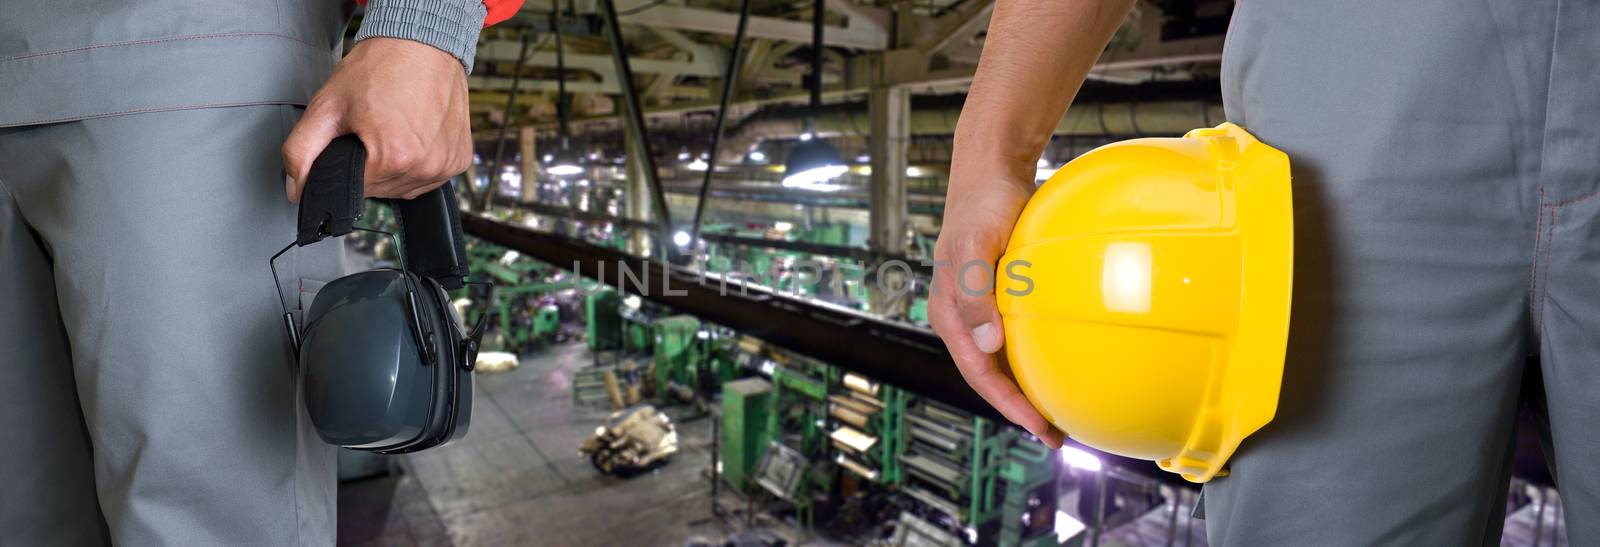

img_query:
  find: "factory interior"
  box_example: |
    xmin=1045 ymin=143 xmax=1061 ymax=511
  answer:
xmin=330 ymin=1 xmax=1569 ymax=546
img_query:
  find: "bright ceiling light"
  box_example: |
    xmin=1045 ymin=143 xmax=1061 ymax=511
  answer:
xmin=783 ymin=166 xmax=848 ymax=190
xmin=687 ymin=158 xmax=710 ymax=171
xmin=672 ymin=231 xmax=692 ymax=247
xmin=783 ymin=138 xmax=847 ymax=190
xmin=548 ymin=144 xmax=583 ymax=176
xmin=748 ymin=150 xmax=767 ymax=163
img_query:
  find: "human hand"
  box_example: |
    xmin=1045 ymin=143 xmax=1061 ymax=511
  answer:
xmin=283 ymin=37 xmax=473 ymax=202
xmin=929 ymin=167 xmax=1065 ymax=448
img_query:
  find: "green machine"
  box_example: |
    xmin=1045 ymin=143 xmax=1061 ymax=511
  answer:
xmin=532 ymin=304 xmax=561 ymax=342
xmin=585 ymin=289 xmax=623 ymax=350
xmin=479 ymin=282 xmax=573 ymax=354
xmin=909 ymin=298 xmax=930 ymax=326
xmin=767 ymin=364 xmax=832 ymax=456
xmin=836 ymin=382 xmax=907 ymax=486
xmin=993 ymin=442 xmax=1058 ymax=547
xmin=759 ymin=363 xmax=835 ymax=531
xmin=897 ymin=403 xmax=1062 ymax=547
xmin=721 ymin=377 xmax=772 ymax=491
xmin=620 ymin=305 xmax=655 ymax=355
xmin=651 ymin=315 xmax=702 ymax=395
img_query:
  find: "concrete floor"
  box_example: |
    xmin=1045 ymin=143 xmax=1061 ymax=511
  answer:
xmin=337 ymin=341 xmax=800 ymax=547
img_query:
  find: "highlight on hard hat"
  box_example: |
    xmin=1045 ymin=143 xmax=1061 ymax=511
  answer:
xmin=996 ymin=123 xmax=1294 ymax=483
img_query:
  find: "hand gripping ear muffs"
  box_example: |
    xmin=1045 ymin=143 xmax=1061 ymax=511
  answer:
xmin=269 ymin=135 xmax=486 ymax=454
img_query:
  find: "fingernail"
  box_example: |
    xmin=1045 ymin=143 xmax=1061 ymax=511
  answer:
xmin=284 ymin=175 xmax=295 ymax=201
xmin=970 ymin=322 xmax=1001 ymax=353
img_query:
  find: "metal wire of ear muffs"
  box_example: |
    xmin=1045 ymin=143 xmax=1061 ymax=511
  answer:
xmin=268 ymin=222 xmax=435 ymax=364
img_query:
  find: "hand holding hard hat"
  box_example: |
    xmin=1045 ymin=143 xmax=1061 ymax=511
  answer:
xmin=938 ymin=123 xmax=1294 ymax=482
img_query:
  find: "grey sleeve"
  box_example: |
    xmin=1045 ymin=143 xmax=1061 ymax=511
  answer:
xmin=354 ymin=0 xmax=489 ymax=73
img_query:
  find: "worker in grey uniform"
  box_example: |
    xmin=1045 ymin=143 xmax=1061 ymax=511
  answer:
xmin=0 ymin=0 xmax=505 ymax=544
xmin=932 ymin=0 xmax=1599 ymax=544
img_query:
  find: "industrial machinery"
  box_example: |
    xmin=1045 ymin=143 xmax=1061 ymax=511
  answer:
xmin=720 ymin=377 xmax=773 ymax=491
xmin=620 ymin=299 xmax=658 ymax=355
xmin=580 ymin=405 xmax=680 ymax=476
xmin=585 ymin=288 xmax=623 ymax=350
xmin=651 ymin=315 xmax=703 ymax=399
xmin=885 ymin=513 xmax=963 ymax=547
xmin=828 ymin=373 xmax=905 ymax=486
xmin=447 ymin=225 xmax=1071 ymax=545
xmin=897 ymin=402 xmax=1060 ymax=547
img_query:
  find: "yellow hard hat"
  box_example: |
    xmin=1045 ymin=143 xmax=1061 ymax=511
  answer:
xmin=996 ymin=123 xmax=1292 ymax=483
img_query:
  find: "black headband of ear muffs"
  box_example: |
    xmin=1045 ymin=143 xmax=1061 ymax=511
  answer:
xmin=291 ymin=135 xmax=470 ymax=286
xmin=267 ymin=135 xmax=477 ymax=352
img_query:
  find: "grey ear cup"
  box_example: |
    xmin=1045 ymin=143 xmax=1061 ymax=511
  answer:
xmin=296 ymin=269 xmax=475 ymax=454
xmin=268 ymin=136 xmax=478 ymax=455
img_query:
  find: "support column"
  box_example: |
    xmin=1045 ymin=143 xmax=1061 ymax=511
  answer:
xmin=868 ymin=84 xmax=909 ymax=256
xmin=868 ymin=82 xmax=911 ymax=318
xmin=519 ymin=126 xmax=538 ymax=203
xmin=624 ymin=122 xmax=654 ymax=257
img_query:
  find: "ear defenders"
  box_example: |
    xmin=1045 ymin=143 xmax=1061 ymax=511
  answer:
xmin=269 ymin=135 xmax=485 ymax=454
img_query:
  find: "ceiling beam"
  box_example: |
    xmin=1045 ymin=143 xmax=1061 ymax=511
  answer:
xmin=620 ymin=5 xmax=888 ymax=50
xmin=477 ymin=42 xmax=720 ymax=77
xmin=468 ymin=76 xmax=713 ymax=100
xmin=470 ymin=75 xmax=620 ymax=94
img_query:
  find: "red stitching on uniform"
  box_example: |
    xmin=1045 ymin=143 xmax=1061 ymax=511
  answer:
xmin=1531 ymin=186 xmax=1544 ymax=329
xmin=1530 ymin=186 xmax=1600 ymax=331
xmin=1550 ymin=187 xmax=1600 ymax=208
xmin=0 ymin=100 xmax=303 ymax=128
xmin=1536 ymin=207 xmax=1548 ymax=329
xmin=2 ymin=32 xmax=324 ymax=63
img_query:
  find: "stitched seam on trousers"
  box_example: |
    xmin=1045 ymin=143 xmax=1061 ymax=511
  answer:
xmin=0 ymin=100 xmax=305 ymax=129
xmin=1532 ymin=187 xmax=1545 ymax=329
xmin=1 ymin=32 xmax=325 ymax=63
xmin=1549 ymin=186 xmax=1600 ymax=208
xmin=1536 ymin=206 xmax=1548 ymax=331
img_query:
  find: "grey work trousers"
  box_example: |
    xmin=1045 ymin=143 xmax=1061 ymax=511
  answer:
xmin=0 ymin=105 xmax=341 ymax=545
xmin=1204 ymin=1 xmax=1600 ymax=545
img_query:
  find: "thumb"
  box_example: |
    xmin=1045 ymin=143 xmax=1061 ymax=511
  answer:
xmin=281 ymin=101 xmax=345 ymax=203
xmin=948 ymin=258 xmax=1005 ymax=354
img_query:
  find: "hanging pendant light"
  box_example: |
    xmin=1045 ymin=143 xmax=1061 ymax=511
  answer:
xmin=781 ymin=0 xmax=845 ymax=190
xmin=782 ymin=139 xmax=847 ymax=188
xmin=547 ymin=0 xmax=583 ymax=177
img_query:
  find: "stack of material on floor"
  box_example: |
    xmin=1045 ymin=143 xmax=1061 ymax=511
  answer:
xmin=474 ymin=351 xmax=519 ymax=373
xmin=581 ymin=405 xmax=680 ymax=476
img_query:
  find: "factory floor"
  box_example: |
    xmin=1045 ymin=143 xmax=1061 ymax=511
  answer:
xmin=334 ymin=340 xmax=1572 ymax=547
xmin=335 ymin=341 xmax=821 ymax=547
